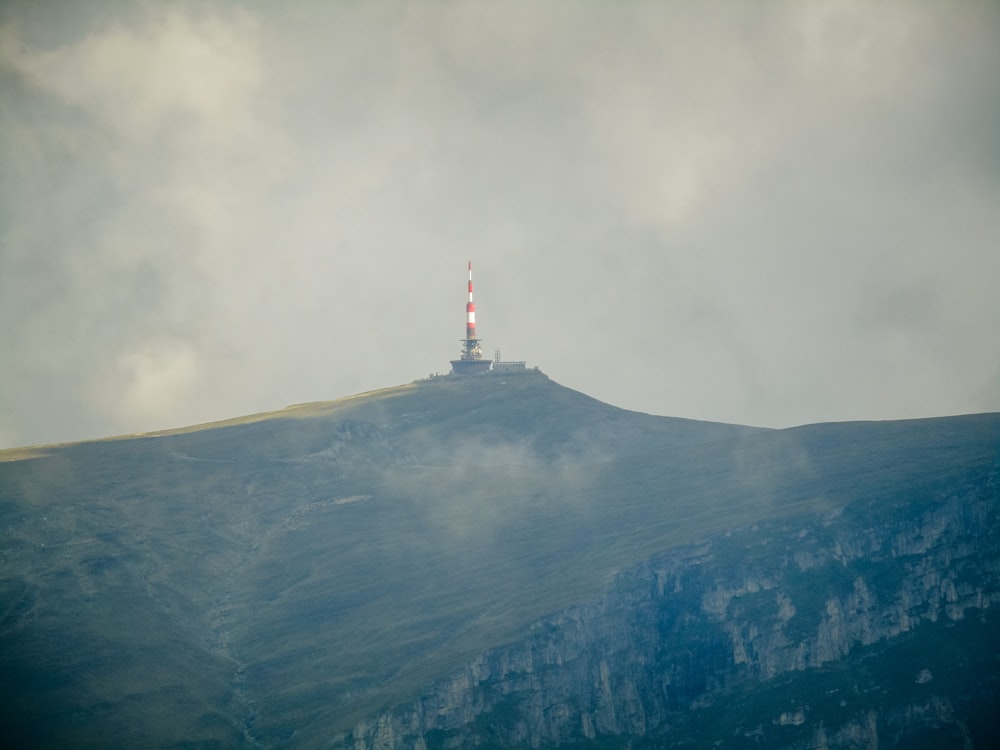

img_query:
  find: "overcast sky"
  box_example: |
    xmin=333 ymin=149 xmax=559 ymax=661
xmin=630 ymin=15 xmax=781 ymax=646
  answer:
xmin=1 ymin=0 xmax=998 ymax=449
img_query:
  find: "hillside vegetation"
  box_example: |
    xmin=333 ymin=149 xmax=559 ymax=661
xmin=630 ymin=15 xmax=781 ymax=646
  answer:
xmin=1 ymin=372 xmax=997 ymax=748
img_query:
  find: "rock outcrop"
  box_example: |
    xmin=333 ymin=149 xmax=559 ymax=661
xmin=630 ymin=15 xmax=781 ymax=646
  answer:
xmin=339 ymin=477 xmax=1000 ymax=749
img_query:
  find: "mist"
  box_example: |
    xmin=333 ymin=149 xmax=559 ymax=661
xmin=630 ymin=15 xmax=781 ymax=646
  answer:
xmin=1 ymin=0 xmax=998 ymax=449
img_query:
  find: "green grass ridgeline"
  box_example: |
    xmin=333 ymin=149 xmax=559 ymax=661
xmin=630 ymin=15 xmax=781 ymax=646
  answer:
xmin=1 ymin=373 xmax=997 ymax=746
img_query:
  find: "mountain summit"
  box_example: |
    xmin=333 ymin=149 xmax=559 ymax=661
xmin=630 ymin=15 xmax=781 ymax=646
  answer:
xmin=1 ymin=373 xmax=998 ymax=748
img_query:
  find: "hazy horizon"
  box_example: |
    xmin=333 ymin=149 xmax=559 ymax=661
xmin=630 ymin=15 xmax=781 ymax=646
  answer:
xmin=2 ymin=0 xmax=998 ymax=449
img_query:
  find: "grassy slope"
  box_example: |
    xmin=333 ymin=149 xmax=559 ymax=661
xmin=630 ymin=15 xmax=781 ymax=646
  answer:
xmin=0 ymin=372 xmax=997 ymax=747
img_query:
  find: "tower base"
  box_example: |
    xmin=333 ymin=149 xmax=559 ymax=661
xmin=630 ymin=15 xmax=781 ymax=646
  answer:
xmin=450 ymin=359 xmax=493 ymax=375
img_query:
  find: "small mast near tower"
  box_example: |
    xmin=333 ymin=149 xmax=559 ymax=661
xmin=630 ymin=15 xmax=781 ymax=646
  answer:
xmin=450 ymin=262 xmax=493 ymax=375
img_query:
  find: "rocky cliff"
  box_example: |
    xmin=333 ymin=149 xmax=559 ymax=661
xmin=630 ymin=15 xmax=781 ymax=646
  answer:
xmin=340 ymin=472 xmax=1000 ymax=749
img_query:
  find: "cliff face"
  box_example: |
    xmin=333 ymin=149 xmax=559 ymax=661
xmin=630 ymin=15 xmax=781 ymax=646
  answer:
xmin=341 ymin=476 xmax=1000 ymax=749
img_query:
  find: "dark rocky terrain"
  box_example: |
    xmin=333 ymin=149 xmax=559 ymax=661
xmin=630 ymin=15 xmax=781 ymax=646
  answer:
xmin=1 ymin=371 xmax=997 ymax=748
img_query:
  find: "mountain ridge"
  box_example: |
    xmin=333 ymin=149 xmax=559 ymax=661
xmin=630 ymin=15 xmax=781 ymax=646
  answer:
xmin=0 ymin=372 xmax=764 ymax=456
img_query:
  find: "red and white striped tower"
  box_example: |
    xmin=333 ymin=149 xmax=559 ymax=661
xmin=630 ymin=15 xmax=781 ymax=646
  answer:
xmin=451 ymin=261 xmax=491 ymax=374
xmin=466 ymin=261 xmax=477 ymax=343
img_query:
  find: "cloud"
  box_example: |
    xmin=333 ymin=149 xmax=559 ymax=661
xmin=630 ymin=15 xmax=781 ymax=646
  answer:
xmin=0 ymin=4 xmax=296 ymax=440
xmin=0 ymin=0 xmax=997 ymax=448
xmin=114 ymin=337 xmax=203 ymax=429
xmin=1 ymin=7 xmax=261 ymax=140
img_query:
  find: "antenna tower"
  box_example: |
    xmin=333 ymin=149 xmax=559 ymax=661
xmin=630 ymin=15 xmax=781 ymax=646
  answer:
xmin=450 ymin=262 xmax=492 ymax=374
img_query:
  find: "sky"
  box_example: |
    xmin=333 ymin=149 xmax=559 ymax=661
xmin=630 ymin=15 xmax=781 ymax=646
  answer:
xmin=1 ymin=0 xmax=998 ymax=449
